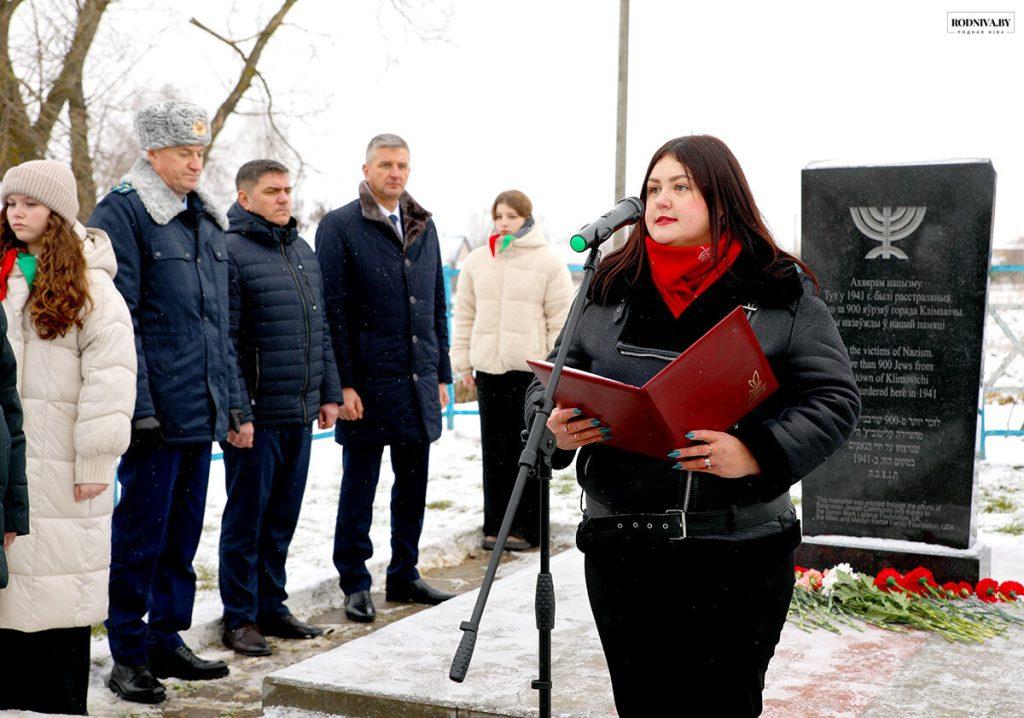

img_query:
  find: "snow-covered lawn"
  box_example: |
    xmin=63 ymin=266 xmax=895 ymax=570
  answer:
xmin=89 ymin=406 xmax=1022 ymax=662
xmin=89 ymin=413 xmax=582 ymax=664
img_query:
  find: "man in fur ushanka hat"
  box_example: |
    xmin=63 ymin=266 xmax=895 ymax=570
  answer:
xmin=89 ymin=100 xmax=246 ymax=703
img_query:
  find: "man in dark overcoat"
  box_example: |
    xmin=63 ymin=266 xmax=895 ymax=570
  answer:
xmin=316 ymin=133 xmax=455 ymax=623
xmin=88 ymin=101 xmax=242 ymax=703
xmin=219 ymin=159 xmax=341 ymax=656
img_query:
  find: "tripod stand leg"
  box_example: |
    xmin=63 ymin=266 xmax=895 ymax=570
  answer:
xmin=531 ymin=462 xmax=553 ymax=717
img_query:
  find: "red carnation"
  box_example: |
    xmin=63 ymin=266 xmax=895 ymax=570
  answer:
xmin=900 ymin=567 xmax=937 ymax=595
xmin=794 ymin=566 xmax=808 ymax=576
xmin=957 ymin=581 xmax=973 ymax=599
xmin=976 ymin=578 xmax=1000 ymax=603
xmin=998 ymin=580 xmax=1024 ymax=601
xmin=874 ymin=568 xmax=902 ymax=593
xmin=942 ymin=581 xmax=962 ymax=599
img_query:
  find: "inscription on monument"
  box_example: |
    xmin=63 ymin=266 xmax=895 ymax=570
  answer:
xmin=800 ymin=161 xmax=995 ymax=550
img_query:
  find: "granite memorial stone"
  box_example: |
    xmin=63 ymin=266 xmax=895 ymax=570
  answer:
xmin=797 ymin=160 xmax=995 ymax=582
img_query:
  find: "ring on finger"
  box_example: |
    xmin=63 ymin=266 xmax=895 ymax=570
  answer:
xmin=704 ymin=457 xmax=712 ymax=469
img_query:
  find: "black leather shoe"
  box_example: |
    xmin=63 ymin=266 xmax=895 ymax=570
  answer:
xmin=150 ymin=645 xmax=230 ymax=680
xmin=260 ymin=613 xmax=325 ymax=639
xmin=223 ymin=623 xmax=272 ymax=656
xmin=107 ymin=662 xmax=166 ymax=704
xmin=344 ymin=590 xmax=376 ymax=623
xmin=385 ymin=578 xmax=455 ymax=606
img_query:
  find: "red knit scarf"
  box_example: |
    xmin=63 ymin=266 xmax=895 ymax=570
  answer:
xmin=645 ymin=235 xmax=742 ymax=318
xmin=0 ymin=248 xmax=19 ymax=301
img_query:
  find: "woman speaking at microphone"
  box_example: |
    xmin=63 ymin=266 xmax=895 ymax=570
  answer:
xmin=524 ymin=135 xmax=860 ymax=716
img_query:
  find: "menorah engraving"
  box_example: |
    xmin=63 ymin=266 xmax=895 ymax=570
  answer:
xmin=850 ymin=206 xmax=926 ymax=260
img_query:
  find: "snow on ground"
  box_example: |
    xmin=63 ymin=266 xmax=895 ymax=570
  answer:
xmin=88 ymin=406 xmax=1023 ymax=668
xmin=89 ymin=413 xmax=583 ymax=664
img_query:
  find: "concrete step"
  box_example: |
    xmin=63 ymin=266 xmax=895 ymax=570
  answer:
xmin=263 ymin=550 xmax=612 ymax=717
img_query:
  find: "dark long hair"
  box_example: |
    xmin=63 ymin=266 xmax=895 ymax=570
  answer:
xmin=591 ymin=135 xmax=817 ymax=304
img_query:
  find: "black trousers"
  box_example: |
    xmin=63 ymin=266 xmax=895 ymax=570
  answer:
xmin=476 ymin=370 xmax=537 ymax=543
xmin=584 ymin=535 xmax=795 ymax=717
xmin=333 ymin=440 xmax=431 ymax=594
xmin=220 ymin=424 xmax=313 ymax=629
xmin=0 ymin=626 xmax=91 ymax=715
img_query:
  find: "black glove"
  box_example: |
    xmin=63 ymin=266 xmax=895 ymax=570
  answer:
xmin=130 ymin=416 xmax=164 ymax=451
xmin=229 ymin=408 xmax=246 ymax=433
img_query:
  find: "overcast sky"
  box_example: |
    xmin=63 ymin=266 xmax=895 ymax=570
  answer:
xmin=90 ymin=0 xmax=1023 ymax=251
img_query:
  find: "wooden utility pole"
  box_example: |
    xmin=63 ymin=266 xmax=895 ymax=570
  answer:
xmin=611 ymin=0 xmax=630 ymax=250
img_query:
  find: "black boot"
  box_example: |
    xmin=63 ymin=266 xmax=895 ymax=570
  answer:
xmin=344 ymin=590 xmax=376 ymax=622
xmin=150 ymin=644 xmax=230 ymax=680
xmin=385 ymin=578 xmax=455 ymax=605
xmin=107 ymin=662 xmax=166 ymax=704
xmin=223 ymin=623 xmax=272 ymax=656
xmin=259 ymin=613 xmax=325 ymax=639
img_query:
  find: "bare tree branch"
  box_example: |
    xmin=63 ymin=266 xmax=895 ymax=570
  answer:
xmin=386 ymin=0 xmax=453 ymax=43
xmin=189 ymin=0 xmax=298 ymax=155
xmin=252 ymin=68 xmax=306 ymax=178
xmin=0 ymin=0 xmax=33 ymax=162
xmin=69 ymin=72 xmax=96 ymax=216
xmin=31 ymin=0 xmax=109 ymax=148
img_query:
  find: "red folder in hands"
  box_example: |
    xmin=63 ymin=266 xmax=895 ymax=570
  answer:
xmin=526 ymin=306 xmax=778 ymax=459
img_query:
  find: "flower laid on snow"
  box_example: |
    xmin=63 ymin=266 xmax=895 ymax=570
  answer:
xmin=999 ymin=581 xmax=1024 ymax=601
xmin=942 ymin=581 xmax=972 ymax=599
xmin=899 ymin=567 xmax=938 ymax=595
xmin=976 ymin=578 xmax=1001 ymax=603
xmin=873 ymin=568 xmax=901 ymax=593
xmin=788 ymin=564 xmax=1024 ymax=642
xmin=821 ymin=563 xmax=857 ymax=597
xmin=795 ymin=568 xmax=823 ymax=591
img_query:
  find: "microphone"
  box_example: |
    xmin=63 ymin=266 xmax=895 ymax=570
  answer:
xmin=569 ymin=197 xmax=644 ymax=253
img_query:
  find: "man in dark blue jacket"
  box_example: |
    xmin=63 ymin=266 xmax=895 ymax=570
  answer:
xmin=316 ymin=134 xmax=455 ymax=623
xmin=88 ymin=101 xmax=240 ymax=704
xmin=219 ymin=160 xmax=341 ymax=656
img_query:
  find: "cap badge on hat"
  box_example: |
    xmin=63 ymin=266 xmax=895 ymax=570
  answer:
xmin=192 ymin=120 xmax=208 ymax=138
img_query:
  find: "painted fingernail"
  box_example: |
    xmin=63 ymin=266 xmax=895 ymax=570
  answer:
xmin=590 ymin=419 xmax=601 ymax=426
xmin=572 ymin=408 xmax=582 ymax=415
xmin=671 ymin=462 xmax=683 ymax=470
xmin=602 ymin=435 xmax=614 ymax=441
xmin=599 ymin=427 xmax=611 ymax=435
xmin=685 ymin=432 xmax=695 ymax=439
xmin=667 ymin=450 xmax=681 ymax=458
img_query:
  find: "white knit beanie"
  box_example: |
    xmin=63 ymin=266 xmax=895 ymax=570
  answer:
xmin=1 ymin=160 xmax=79 ymax=224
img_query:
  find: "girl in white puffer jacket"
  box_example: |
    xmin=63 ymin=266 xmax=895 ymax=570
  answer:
xmin=0 ymin=160 xmax=136 ymax=715
xmin=451 ymin=190 xmax=573 ymax=551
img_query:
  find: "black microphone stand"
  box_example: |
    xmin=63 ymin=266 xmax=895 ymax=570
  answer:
xmin=450 ymin=241 xmax=602 ymax=718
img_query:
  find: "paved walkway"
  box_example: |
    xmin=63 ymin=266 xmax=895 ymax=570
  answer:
xmin=264 ymin=550 xmax=1024 ymax=718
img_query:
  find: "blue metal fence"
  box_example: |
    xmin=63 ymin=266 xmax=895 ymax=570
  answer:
xmin=978 ymin=264 xmax=1024 ymax=458
xmin=131 ymin=262 xmax=1023 ymax=468
xmin=440 ymin=264 xmax=584 ymax=430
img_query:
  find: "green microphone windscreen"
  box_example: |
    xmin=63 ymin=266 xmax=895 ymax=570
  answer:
xmin=570 ymin=235 xmax=587 ymax=253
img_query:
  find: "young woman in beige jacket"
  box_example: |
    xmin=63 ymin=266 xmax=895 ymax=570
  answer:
xmin=0 ymin=160 xmax=137 ymax=715
xmin=451 ymin=190 xmax=573 ymax=550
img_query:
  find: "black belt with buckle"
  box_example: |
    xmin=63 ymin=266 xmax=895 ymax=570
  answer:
xmin=580 ymin=492 xmax=793 ymax=542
